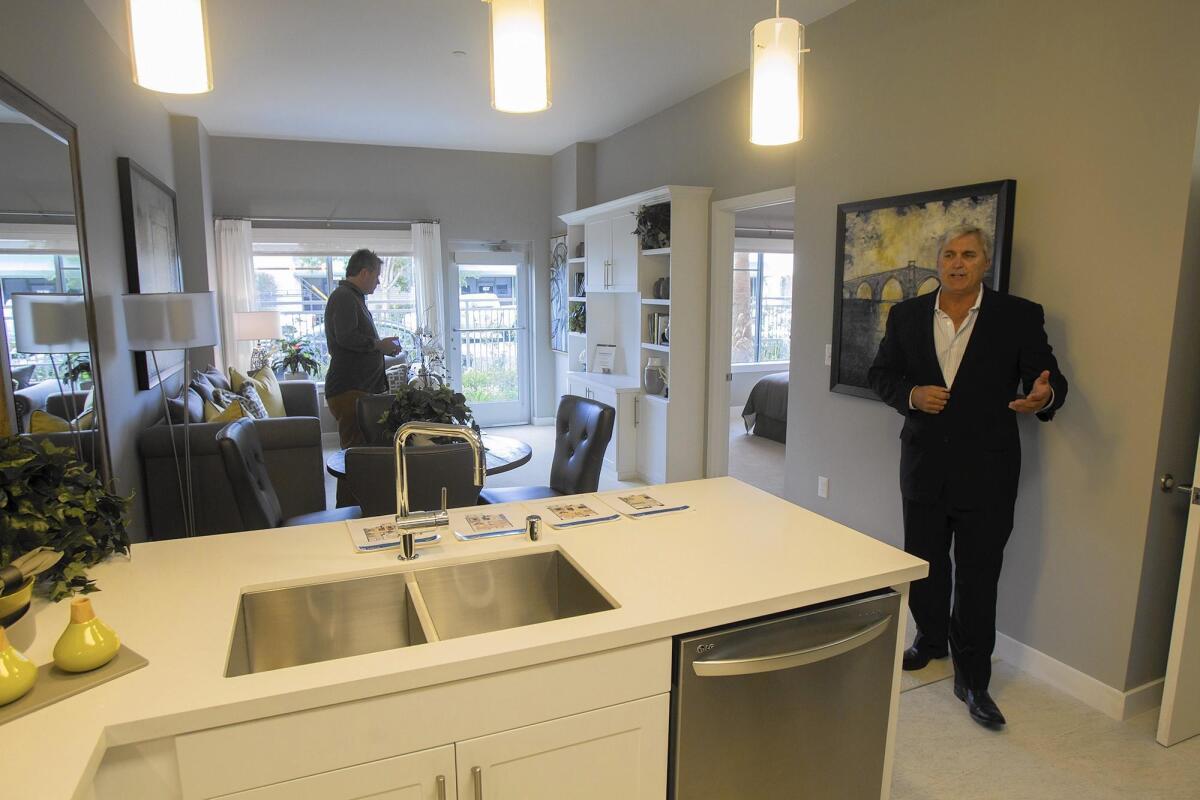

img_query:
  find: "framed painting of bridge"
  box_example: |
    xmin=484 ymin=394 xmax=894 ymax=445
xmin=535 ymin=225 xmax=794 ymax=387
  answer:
xmin=829 ymin=179 xmax=1016 ymax=399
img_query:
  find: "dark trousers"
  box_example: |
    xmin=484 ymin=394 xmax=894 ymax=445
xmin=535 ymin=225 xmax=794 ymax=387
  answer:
xmin=902 ymin=498 xmax=1014 ymax=691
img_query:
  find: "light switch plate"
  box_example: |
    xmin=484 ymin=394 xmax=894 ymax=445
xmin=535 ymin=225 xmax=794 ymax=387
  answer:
xmin=817 ymin=476 xmax=829 ymax=498
xmin=824 ymin=344 xmax=832 ymax=366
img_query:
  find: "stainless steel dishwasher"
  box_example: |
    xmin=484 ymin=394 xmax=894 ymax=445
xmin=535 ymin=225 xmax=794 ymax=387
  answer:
xmin=669 ymin=590 xmax=902 ymax=799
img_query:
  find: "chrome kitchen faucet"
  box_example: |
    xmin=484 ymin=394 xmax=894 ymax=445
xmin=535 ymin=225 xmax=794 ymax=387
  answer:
xmin=392 ymin=421 xmax=486 ymax=560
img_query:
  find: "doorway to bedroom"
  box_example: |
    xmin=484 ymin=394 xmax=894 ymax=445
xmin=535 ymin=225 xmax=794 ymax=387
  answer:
xmin=706 ymin=190 xmax=794 ymax=498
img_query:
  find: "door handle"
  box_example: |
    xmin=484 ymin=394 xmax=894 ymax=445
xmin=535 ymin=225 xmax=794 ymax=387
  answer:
xmin=634 ymin=396 xmax=639 ymax=425
xmin=472 ymin=766 xmax=483 ymax=800
xmin=436 ymin=774 xmax=447 ymax=800
xmin=692 ymin=616 xmax=893 ymax=677
xmin=1160 ymin=474 xmax=1200 ymax=505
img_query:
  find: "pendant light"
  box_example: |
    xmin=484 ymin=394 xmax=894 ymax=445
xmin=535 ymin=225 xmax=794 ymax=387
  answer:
xmin=482 ymin=0 xmax=551 ymax=113
xmin=750 ymin=1 xmax=808 ymax=146
xmin=127 ymin=0 xmax=213 ymax=94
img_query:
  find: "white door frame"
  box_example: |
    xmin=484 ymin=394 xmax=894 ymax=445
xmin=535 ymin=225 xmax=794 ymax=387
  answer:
xmin=446 ymin=243 xmax=533 ymax=427
xmin=705 ymin=187 xmax=796 ymax=477
xmin=1158 ymin=438 xmax=1200 ymax=746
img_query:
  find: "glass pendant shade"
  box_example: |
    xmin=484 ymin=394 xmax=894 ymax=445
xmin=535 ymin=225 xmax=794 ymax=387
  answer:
xmin=750 ymin=16 xmax=803 ymax=146
xmin=483 ymin=0 xmax=551 ymax=113
xmin=127 ymin=0 xmax=213 ymax=94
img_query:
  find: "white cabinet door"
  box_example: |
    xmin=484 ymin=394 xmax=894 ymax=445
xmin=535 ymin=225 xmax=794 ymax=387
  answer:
xmin=455 ymin=694 xmax=668 ymax=800
xmin=584 ymin=219 xmax=611 ymax=292
xmin=609 ymin=217 xmax=639 ymax=292
xmin=220 ymin=745 xmax=456 ymax=800
xmin=636 ymin=396 xmax=667 ymax=484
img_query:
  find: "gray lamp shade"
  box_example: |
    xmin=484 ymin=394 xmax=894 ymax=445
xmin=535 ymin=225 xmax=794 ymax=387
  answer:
xmin=233 ymin=310 xmax=282 ymax=341
xmin=11 ymin=293 xmax=89 ymax=354
xmin=123 ymin=291 xmax=220 ymax=351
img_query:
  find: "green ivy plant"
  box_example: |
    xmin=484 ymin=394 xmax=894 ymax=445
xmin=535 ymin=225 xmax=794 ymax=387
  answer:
xmin=380 ymin=384 xmax=477 ymax=439
xmin=0 ymin=437 xmax=131 ymax=601
xmin=271 ymin=335 xmax=323 ymax=376
xmin=569 ymin=301 xmax=586 ymax=333
xmin=632 ymin=202 xmax=671 ymax=250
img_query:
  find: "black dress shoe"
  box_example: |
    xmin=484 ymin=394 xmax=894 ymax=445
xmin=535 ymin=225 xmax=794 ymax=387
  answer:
xmin=954 ymin=683 xmax=1006 ymax=728
xmin=902 ymin=646 xmax=949 ymax=671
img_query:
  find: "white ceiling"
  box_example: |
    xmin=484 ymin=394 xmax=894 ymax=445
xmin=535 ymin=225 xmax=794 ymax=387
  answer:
xmin=84 ymin=0 xmax=852 ymax=155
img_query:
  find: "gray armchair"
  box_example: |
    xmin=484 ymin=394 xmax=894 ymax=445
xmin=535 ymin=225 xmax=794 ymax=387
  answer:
xmin=138 ymin=380 xmax=325 ymax=538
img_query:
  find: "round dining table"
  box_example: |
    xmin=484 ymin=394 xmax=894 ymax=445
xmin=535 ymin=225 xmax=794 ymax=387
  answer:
xmin=325 ymin=432 xmax=532 ymax=479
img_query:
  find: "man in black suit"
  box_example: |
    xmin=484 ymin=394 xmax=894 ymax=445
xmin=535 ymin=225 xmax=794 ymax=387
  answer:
xmin=868 ymin=224 xmax=1067 ymax=729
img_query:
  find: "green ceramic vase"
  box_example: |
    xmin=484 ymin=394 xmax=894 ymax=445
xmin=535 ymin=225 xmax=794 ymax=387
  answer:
xmin=53 ymin=597 xmax=119 ymax=673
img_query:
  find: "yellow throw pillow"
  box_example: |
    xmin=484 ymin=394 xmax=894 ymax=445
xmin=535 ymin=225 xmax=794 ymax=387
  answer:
xmin=75 ymin=409 xmax=95 ymax=429
xmin=30 ymin=409 xmax=71 ymax=433
xmin=229 ymin=366 xmax=286 ymax=418
xmin=204 ymin=399 xmax=246 ymax=423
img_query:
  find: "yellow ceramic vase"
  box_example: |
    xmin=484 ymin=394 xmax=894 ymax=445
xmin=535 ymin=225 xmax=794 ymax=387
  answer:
xmin=53 ymin=597 xmax=119 ymax=673
xmin=0 ymin=625 xmax=37 ymax=705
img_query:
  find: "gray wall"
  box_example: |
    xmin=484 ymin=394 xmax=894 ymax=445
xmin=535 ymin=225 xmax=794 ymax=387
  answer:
xmin=208 ymin=136 xmax=555 ymax=419
xmin=591 ymin=0 xmax=1200 ymax=694
xmin=593 ymin=71 xmax=797 ymax=204
xmin=1 ymin=0 xmax=180 ymax=539
xmin=551 ymin=142 xmax=596 ymax=235
xmin=0 ymin=121 xmax=75 ymax=213
xmin=170 ymin=115 xmax=219 ymax=368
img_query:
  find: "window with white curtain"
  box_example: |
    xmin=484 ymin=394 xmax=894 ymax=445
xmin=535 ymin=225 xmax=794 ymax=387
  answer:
xmin=250 ymin=228 xmax=414 ymax=374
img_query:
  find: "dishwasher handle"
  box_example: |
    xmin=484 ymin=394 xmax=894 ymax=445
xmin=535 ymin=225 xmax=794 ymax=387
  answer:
xmin=692 ymin=615 xmax=892 ymax=677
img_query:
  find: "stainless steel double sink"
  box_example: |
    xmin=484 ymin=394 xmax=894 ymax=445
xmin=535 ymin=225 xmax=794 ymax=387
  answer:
xmin=225 ymin=549 xmax=616 ymax=677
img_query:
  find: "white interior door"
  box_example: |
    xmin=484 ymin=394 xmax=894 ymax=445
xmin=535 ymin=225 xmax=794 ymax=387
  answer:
xmin=1158 ymin=437 xmax=1200 ymax=746
xmin=447 ymin=247 xmax=531 ymax=427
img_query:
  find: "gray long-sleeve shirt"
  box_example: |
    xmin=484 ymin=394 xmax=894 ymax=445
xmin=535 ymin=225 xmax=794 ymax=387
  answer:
xmin=324 ymin=280 xmax=386 ymax=397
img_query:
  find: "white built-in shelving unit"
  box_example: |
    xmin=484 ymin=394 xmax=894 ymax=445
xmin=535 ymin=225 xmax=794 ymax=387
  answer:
xmin=560 ymin=185 xmax=712 ymax=484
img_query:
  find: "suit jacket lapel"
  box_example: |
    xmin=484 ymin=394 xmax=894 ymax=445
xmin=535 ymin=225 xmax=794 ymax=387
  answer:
xmin=916 ymin=292 xmax=941 ymax=385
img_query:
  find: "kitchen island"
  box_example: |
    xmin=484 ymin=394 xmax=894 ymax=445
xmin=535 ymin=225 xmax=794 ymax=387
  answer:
xmin=4 ymin=477 xmax=926 ymax=799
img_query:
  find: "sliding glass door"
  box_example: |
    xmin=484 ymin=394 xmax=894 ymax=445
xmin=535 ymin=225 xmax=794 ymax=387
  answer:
xmin=447 ymin=247 xmax=530 ymax=427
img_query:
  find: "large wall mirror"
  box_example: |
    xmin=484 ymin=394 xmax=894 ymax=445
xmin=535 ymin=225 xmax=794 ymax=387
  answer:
xmin=0 ymin=71 xmax=111 ymax=482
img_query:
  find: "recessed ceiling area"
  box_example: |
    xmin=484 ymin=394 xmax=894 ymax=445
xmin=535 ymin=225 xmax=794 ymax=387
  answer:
xmin=83 ymin=0 xmax=852 ymax=155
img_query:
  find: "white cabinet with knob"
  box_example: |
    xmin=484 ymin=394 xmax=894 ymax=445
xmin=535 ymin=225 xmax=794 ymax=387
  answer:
xmin=456 ymin=694 xmax=668 ymax=800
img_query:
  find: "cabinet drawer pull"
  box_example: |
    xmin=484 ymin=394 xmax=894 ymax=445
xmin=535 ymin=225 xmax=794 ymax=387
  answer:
xmin=472 ymin=766 xmax=483 ymax=799
xmin=436 ymin=774 xmax=447 ymax=800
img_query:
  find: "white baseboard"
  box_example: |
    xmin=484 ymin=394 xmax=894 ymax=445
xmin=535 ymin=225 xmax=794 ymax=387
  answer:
xmin=994 ymin=633 xmax=1164 ymax=720
xmin=532 ymin=416 xmax=555 ymax=425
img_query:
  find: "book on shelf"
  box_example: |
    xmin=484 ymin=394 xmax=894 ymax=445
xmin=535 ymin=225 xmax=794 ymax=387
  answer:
xmin=647 ymin=312 xmax=670 ymax=346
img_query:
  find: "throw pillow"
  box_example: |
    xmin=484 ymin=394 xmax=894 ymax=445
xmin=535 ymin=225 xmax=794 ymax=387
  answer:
xmin=166 ymin=387 xmax=204 ymax=424
xmin=199 ymin=365 xmax=231 ymax=392
xmin=238 ymin=383 xmax=269 ymax=419
xmin=30 ymin=409 xmax=71 ymax=433
xmin=204 ymin=399 xmax=246 ymax=423
xmin=230 ymin=366 xmax=286 ymax=418
xmin=190 ymin=371 xmax=219 ymax=406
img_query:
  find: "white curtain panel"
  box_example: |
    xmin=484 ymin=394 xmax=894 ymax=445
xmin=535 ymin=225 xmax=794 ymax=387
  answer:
xmin=412 ymin=222 xmax=445 ymax=345
xmin=214 ymin=219 xmax=256 ymax=372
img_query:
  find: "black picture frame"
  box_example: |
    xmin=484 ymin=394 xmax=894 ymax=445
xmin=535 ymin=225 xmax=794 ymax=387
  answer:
xmin=118 ymin=156 xmax=184 ymax=391
xmin=830 ymin=179 xmax=1016 ymax=400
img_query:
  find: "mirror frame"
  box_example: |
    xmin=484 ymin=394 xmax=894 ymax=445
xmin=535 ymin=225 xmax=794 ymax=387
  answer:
xmin=0 ymin=69 xmax=113 ymax=484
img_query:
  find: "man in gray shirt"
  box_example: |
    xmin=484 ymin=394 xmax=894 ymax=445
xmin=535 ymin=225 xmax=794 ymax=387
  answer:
xmin=324 ymin=249 xmax=401 ymax=447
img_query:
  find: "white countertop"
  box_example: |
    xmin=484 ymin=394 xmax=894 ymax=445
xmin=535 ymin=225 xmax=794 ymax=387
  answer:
xmin=2 ymin=477 xmax=925 ymax=799
xmin=565 ymin=371 xmax=642 ymax=392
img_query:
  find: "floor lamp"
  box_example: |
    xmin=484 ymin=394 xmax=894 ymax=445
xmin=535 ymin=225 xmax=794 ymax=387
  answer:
xmin=124 ymin=292 xmax=220 ymax=538
xmin=11 ymin=292 xmax=90 ymax=462
xmin=233 ymin=310 xmax=281 ymax=372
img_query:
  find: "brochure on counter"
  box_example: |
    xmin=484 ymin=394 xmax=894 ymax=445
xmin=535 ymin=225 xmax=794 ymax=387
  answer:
xmin=346 ymin=517 xmax=441 ymax=552
xmin=523 ymin=496 xmax=620 ymax=529
xmin=454 ymin=511 xmax=524 ymax=541
xmin=597 ymin=489 xmax=691 ymax=519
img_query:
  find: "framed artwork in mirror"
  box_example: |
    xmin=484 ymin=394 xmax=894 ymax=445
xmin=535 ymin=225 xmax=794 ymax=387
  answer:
xmin=829 ymin=179 xmax=1016 ymax=399
xmin=118 ymin=156 xmax=184 ymax=391
xmin=550 ymin=235 xmax=567 ymax=352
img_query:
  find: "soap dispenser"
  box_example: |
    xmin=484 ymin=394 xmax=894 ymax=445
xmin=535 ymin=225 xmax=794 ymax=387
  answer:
xmin=0 ymin=625 xmax=37 ymax=705
xmin=53 ymin=597 xmax=119 ymax=673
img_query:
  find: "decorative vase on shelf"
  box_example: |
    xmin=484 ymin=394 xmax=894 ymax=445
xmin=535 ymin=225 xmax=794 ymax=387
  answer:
xmin=0 ymin=626 xmax=37 ymax=706
xmin=644 ymin=358 xmax=667 ymax=397
xmin=53 ymin=597 xmax=119 ymax=673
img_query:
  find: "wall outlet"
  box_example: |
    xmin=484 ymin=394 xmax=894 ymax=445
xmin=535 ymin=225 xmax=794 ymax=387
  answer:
xmin=817 ymin=476 xmax=829 ymax=498
xmin=824 ymin=344 xmax=832 ymax=366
